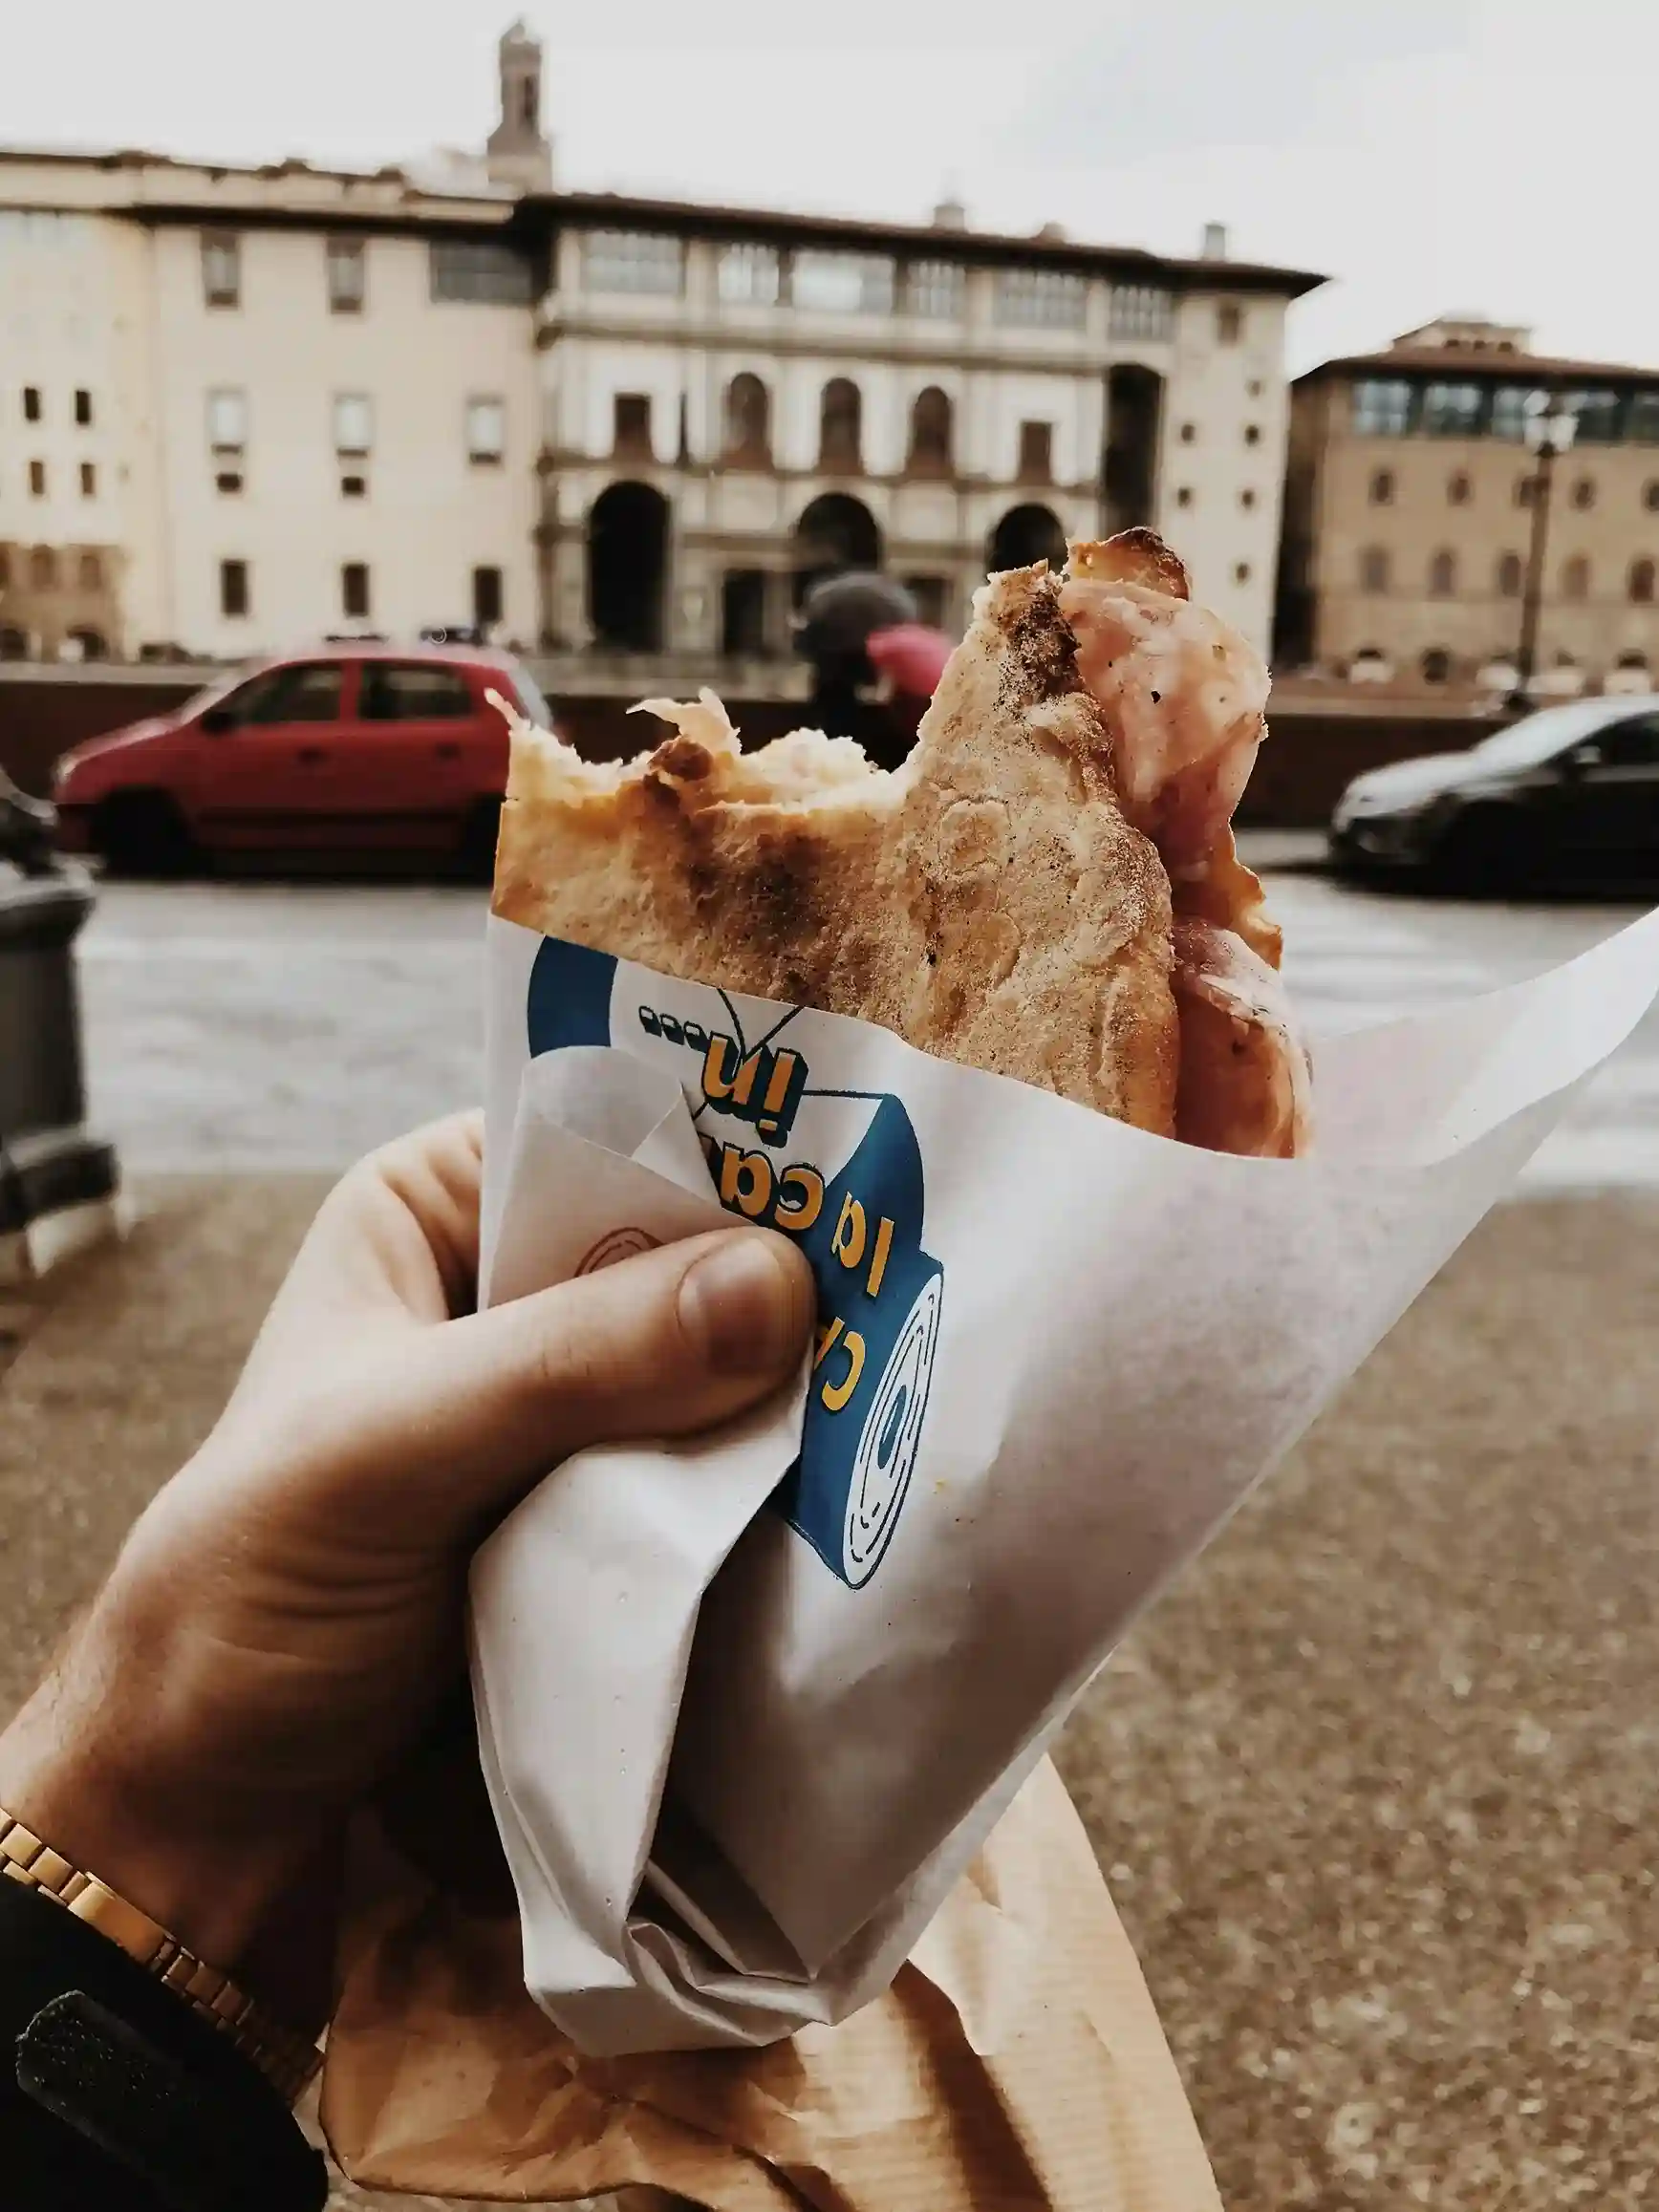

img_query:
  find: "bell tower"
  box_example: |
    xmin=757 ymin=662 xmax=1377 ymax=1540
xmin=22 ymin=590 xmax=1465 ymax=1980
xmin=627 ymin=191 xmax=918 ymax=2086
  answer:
xmin=485 ymin=19 xmax=552 ymax=191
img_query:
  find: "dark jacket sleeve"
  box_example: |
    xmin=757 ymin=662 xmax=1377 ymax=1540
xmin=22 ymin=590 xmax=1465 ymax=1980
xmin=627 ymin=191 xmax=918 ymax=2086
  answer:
xmin=0 ymin=1875 xmax=327 ymax=2212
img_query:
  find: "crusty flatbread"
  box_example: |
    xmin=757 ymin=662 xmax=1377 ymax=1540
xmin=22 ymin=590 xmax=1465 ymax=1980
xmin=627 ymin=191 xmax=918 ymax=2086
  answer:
xmin=494 ymin=562 xmax=1179 ymax=1135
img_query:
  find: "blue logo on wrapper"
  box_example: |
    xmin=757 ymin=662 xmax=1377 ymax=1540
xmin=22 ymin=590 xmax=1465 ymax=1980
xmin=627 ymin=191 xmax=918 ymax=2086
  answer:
xmin=527 ymin=937 xmax=944 ymax=1586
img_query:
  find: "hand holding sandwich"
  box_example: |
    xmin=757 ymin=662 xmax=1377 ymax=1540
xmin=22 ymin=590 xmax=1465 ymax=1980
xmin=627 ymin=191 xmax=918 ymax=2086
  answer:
xmin=0 ymin=1110 xmax=813 ymax=2032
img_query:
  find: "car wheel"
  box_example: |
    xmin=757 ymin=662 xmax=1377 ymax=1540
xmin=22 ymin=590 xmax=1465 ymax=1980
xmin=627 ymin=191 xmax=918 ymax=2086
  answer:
xmin=1428 ymin=805 xmax=1539 ymax=893
xmin=458 ymin=795 xmax=503 ymax=884
xmin=92 ymin=791 xmax=195 ymax=878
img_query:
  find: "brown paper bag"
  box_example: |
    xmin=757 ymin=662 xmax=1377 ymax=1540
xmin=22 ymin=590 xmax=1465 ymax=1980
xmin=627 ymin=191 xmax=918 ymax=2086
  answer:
xmin=320 ymin=1760 xmax=1220 ymax=2211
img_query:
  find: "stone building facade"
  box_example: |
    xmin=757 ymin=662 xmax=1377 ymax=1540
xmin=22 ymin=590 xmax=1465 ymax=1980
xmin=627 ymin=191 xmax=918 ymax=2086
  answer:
xmin=1279 ymin=318 xmax=1659 ymax=693
xmin=0 ymin=25 xmax=1320 ymax=667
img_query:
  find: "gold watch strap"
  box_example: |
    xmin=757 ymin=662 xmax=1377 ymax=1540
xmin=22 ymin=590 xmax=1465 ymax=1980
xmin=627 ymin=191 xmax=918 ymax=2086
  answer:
xmin=0 ymin=1807 xmax=320 ymax=2104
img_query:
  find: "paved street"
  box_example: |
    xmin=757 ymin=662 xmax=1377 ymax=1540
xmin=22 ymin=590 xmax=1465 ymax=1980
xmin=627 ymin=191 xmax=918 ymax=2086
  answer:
xmin=7 ymin=854 xmax=1657 ymax=2207
xmin=75 ymin=858 xmax=1659 ymax=1187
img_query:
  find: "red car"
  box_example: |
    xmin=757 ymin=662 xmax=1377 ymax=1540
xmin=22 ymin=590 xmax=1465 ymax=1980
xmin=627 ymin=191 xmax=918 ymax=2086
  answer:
xmin=52 ymin=642 xmax=550 ymax=875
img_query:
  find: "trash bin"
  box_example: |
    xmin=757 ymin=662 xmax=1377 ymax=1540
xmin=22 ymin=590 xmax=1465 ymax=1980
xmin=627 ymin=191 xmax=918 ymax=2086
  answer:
xmin=0 ymin=794 xmax=120 ymax=1281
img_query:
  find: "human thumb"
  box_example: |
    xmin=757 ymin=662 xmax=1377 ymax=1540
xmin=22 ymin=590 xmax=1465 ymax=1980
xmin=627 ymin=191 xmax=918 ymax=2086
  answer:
xmin=335 ymin=1226 xmax=816 ymax=1538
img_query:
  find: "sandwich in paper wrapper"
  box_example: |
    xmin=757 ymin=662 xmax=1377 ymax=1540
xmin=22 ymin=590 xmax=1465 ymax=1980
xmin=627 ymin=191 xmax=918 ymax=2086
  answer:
xmin=321 ymin=533 xmax=1659 ymax=2203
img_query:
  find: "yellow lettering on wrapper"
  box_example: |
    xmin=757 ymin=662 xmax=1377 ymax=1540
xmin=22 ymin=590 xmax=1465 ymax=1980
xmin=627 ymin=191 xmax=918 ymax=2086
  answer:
xmin=718 ymin=1146 xmax=773 ymax=1218
xmin=865 ymin=1215 xmax=894 ymax=1299
xmin=832 ymin=1192 xmax=867 ymax=1272
xmin=775 ymin=1165 xmax=825 ymax=1234
xmin=814 ymin=1317 xmax=844 ymax=1368
xmin=821 ymin=1330 xmax=866 ymax=1412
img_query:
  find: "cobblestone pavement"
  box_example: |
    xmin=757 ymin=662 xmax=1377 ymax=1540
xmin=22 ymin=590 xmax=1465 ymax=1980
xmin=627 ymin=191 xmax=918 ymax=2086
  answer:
xmin=75 ymin=862 xmax=1659 ymax=1187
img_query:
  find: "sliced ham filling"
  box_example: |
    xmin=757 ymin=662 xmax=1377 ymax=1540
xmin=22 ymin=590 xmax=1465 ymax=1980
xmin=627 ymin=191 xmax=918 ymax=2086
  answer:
xmin=1057 ymin=532 xmax=1312 ymax=1158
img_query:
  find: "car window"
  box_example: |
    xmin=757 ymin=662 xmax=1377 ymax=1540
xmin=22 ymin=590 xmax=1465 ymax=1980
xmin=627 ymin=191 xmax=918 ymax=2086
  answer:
xmin=507 ymin=666 xmax=552 ymax=725
xmin=1471 ymin=699 xmax=1624 ymax=771
xmin=1593 ymin=714 xmax=1659 ymax=767
xmin=360 ymin=662 xmax=474 ymax=721
xmin=234 ymin=663 xmax=344 ymax=725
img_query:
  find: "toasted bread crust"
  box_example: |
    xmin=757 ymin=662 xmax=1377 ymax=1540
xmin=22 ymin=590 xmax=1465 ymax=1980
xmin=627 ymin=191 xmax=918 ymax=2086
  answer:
xmin=493 ymin=563 xmax=1178 ymax=1135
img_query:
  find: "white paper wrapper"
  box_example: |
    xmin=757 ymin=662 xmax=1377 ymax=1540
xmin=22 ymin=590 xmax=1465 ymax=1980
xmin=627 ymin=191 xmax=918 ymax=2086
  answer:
xmin=472 ymin=904 xmax=1659 ymax=2057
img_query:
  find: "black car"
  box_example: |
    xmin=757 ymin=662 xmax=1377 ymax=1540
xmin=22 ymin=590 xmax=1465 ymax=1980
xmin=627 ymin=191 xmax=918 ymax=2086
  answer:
xmin=1330 ymin=695 xmax=1659 ymax=885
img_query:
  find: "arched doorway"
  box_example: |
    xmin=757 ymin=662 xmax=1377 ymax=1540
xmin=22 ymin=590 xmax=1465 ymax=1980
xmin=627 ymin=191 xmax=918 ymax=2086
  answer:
xmin=987 ymin=504 xmax=1066 ymax=574
xmin=791 ymin=492 xmax=881 ymax=608
xmin=587 ymin=481 xmax=669 ymax=651
xmin=1103 ymin=364 xmax=1163 ymax=533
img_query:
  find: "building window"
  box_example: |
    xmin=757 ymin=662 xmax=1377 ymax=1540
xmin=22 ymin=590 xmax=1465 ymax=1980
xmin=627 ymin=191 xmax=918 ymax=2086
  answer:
xmin=1351 ymin=377 xmax=1414 ymax=435
xmin=722 ymin=373 xmax=771 ymax=462
xmin=79 ymin=462 xmax=96 ymax=497
xmin=1422 ymin=382 xmax=1485 ymax=437
xmin=1490 ymin=384 xmax=1546 ymax=441
xmin=721 ymin=569 xmax=767 ymax=656
xmin=1628 ymin=393 xmax=1659 ymax=443
xmin=1239 ymin=486 xmax=1257 ymax=509
xmin=31 ymin=547 xmax=55 ymax=589
xmin=1497 ymin=550 xmax=1523 ymax=596
xmin=341 ymin=562 xmax=371 ymax=619
xmin=1369 ymin=468 xmax=1394 ymax=505
xmin=1562 ymin=554 xmax=1590 ymax=600
xmin=1422 ymin=647 xmax=1452 ymax=683
xmin=1216 ymin=300 xmax=1242 ymax=344
xmin=1629 ymin=558 xmax=1656 ymax=604
xmin=1233 ymin=561 xmax=1252 ymax=583
xmin=581 ymin=229 xmax=684 ymax=297
xmin=907 ymin=385 xmax=952 ymax=474
xmin=23 ymin=385 xmax=41 ymax=422
xmin=1175 ymin=485 xmax=1193 ymax=507
xmin=67 ymin=626 xmax=107 ymax=661
xmin=333 ymin=392 xmax=373 ymax=457
xmin=792 ymin=250 xmax=894 ymax=314
xmin=1108 ymin=284 xmax=1173 ymax=340
xmin=1449 ymin=470 xmax=1472 ymax=505
xmin=327 ymin=236 xmax=366 ymax=313
xmin=339 ymin=473 xmax=365 ymax=499
xmin=74 ymin=388 xmax=92 ymax=426
xmin=220 ymin=558 xmax=249 ymax=617
xmin=1247 ymin=377 xmax=1264 ymax=397
xmin=207 ymin=388 xmax=248 ymax=453
xmin=1563 ymin=388 xmax=1621 ymax=443
xmin=716 ymin=243 xmax=779 ymax=306
xmin=466 ymin=395 xmax=506 ymax=463
xmin=1244 ymin=422 xmax=1261 ymax=445
xmin=1646 ymin=481 xmax=1659 ymax=511
xmin=429 ymin=239 xmax=536 ymax=306
xmin=996 ymin=267 xmax=1088 ymax=332
xmin=77 ymin=550 xmax=101 ymax=590
xmin=1178 ymin=421 xmax=1196 ymax=443
xmin=202 ymin=231 xmax=241 ymax=308
xmin=819 ymin=377 xmax=862 ymax=471
xmin=1359 ymin=547 xmax=1390 ymax=592
xmin=1570 ymin=476 xmax=1596 ymax=510
xmin=1429 ymin=548 xmax=1456 ymax=597
xmin=613 ymin=392 xmax=653 ymax=458
xmin=473 ymin=565 xmax=504 ymax=629
xmin=1018 ymin=419 xmax=1054 ymax=482
xmin=1516 ymin=475 xmax=1539 ymax=508
xmin=28 ymin=460 xmax=45 ymax=496
xmin=216 ymin=470 xmax=244 ymax=495
xmin=905 ymin=260 xmax=964 ymax=319
xmin=904 ymin=574 xmax=949 ymax=628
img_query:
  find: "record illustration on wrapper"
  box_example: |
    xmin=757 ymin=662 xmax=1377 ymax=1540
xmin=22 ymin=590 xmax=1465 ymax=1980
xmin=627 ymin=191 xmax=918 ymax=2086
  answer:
xmin=527 ymin=934 xmax=945 ymax=1585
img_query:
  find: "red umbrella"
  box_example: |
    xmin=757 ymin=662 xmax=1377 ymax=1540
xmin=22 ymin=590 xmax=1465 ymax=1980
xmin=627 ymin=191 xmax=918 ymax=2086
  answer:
xmin=866 ymin=624 xmax=954 ymax=725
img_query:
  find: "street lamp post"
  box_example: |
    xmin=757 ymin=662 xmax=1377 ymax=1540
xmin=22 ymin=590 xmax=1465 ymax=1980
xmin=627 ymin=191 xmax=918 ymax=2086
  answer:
xmin=1509 ymin=396 xmax=1578 ymax=712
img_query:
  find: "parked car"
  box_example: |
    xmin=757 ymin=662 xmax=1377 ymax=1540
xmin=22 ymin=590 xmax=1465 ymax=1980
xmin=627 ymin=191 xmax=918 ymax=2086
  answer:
xmin=52 ymin=643 xmax=551 ymax=876
xmin=1330 ymin=695 xmax=1659 ymax=887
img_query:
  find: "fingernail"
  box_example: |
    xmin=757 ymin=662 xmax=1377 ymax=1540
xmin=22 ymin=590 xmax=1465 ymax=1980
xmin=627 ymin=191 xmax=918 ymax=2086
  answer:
xmin=679 ymin=1235 xmax=805 ymax=1377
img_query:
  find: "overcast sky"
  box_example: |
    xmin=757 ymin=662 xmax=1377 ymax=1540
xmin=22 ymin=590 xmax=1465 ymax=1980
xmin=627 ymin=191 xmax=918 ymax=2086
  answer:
xmin=5 ymin=0 xmax=1648 ymax=376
